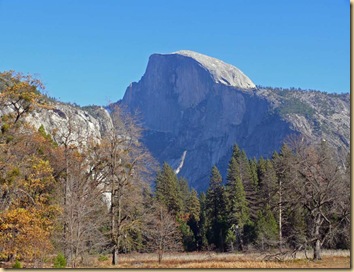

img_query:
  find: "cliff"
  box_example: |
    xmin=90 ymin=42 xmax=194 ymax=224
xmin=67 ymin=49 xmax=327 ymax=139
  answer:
xmin=120 ymin=51 xmax=350 ymax=190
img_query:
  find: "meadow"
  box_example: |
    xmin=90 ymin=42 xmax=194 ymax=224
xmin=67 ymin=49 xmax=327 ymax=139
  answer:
xmin=86 ymin=250 xmax=350 ymax=269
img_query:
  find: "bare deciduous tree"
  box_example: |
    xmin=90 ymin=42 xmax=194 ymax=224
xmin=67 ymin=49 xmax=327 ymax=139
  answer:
xmin=102 ymin=106 xmax=155 ymax=265
xmin=288 ymin=137 xmax=350 ymax=260
xmin=143 ymin=203 xmax=182 ymax=263
xmin=55 ymin=114 xmax=110 ymax=267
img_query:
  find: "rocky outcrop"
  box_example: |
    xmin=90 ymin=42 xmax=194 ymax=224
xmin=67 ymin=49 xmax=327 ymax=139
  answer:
xmin=120 ymin=50 xmax=350 ymax=191
xmin=0 ymin=100 xmax=113 ymax=147
xmin=26 ymin=103 xmax=114 ymax=146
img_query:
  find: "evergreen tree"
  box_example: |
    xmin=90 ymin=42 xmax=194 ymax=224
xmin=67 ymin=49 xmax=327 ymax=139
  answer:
xmin=257 ymin=158 xmax=278 ymax=210
xmin=249 ymin=158 xmax=259 ymax=191
xmin=155 ymin=163 xmax=183 ymax=215
xmin=254 ymin=205 xmax=278 ymax=250
xmin=187 ymin=189 xmax=200 ymax=222
xmin=225 ymin=157 xmax=249 ymax=250
xmin=205 ymin=166 xmax=227 ymax=251
xmin=178 ymin=177 xmax=190 ymax=213
xmin=197 ymin=192 xmax=208 ymax=250
xmin=184 ymin=189 xmax=201 ymax=251
xmin=272 ymin=144 xmax=296 ymax=250
xmin=229 ymin=145 xmax=257 ymax=247
xmin=239 ymin=151 xmax=257 ymax=221
xmin=285 ymin=204 xmax=307 ymax=249
xmin=175 ymin=178 xmax=198 ymax=252
xmin=230 ymin=145 xmax=257 ymax=221
xmin=178 ymin=219 xmax=195 ymax=252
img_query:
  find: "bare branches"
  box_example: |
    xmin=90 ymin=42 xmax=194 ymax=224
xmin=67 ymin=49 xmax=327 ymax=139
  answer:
xmin=142 ymin=203 xmax=183 ymax=263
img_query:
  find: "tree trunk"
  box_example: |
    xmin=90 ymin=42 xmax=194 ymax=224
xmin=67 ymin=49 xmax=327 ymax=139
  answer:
xmin=158 ymin=207 xmax=163 ymax=264
xmin=313 ymin=239 xmax=322 ymax=260
xmin=313 ymin=215 xmax=322 ymax=260
xmin=112 ymin=247 xmax=118 ymax=265
xmin=111 ymin=177 xmax=117 ymax=265
xmin=220 ymin=229 xmax=224 ymax=252
xmin=63 ymin=152 xmax=69 ymax=262
xmin=278 ymin=179 xmax=283 ymax=252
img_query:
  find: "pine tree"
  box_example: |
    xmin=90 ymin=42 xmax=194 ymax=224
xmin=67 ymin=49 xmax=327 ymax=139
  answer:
xmin=155 ymin=163 xmax=183 ymax=215
xmin=249 ymin=158 xmax=259 ymax=191
xmin=228 ymin=145 xmax=257 ymax=247
xmin=239 ymin=151 xmax=257 ymax=221
xmin=225 ymin=157 xmax=249 ymax=251
xmin=178 ymin=177 xmax=190 ymax=213
xmin=205 ymin=166 xmax=227 ymax=251
xmin=230 ymin=145 xmax=257 ymax=221
xmin=187 ymin=189 xmax=200 ymax=222
xmin=184 ymin=189 xmax=200 ymax=251
xmin=257 ymin=158 xmax=278 ymax=210
xmin=197 ymin=192 xmax=208 ymax=250
xmin=272 ymin=144 xmax=296 ymax=251
xmin=254 ymin=205 xmax=278 ymax=250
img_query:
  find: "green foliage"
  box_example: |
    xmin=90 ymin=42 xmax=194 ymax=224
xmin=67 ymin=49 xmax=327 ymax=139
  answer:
xmin=12 ymin=260 xmax=22 ymax=268
xmin=225 ymin=228 xmax=236 ymax=251
xmin=249 ymin=158 xmax=259 ymax=190
xmin=178 ymin=219 xmax=196 ymax=251
xmin=38 ymin=124 xmax=49 ymax=139
xmin=225 ymin=157 xmax=249 ymax=229
xmin=231 ymin=145 xmax=257 ymax=222
xmin=257 ymin=158 xmax=278 ymax=209
xmin=255 ymin=205 xmax=278 ymax=249
xmin=37 ymin=125 xmax=58 ymax=148
xmin=155 ymin=163 xmax=183 ymax=214
xmin=178 ymin=177 xmax=190 ymax=213
xmin=243 ymin=222 xmax=256 ymax=245
xmin=277 ymin=97 xmax=315 ymax=119
xmin=98 ymin=255 xmax=109 ymax=262
xmin=1 ymin=123 xmax=10 ymax=134
xmin=205 ymin=166 xmax=228 ymax=251
xmin=197 ymin=192 xmax=209 ymax=250
xmin=187 ymin=189 xmax=200 ymax=222
xmin=53 ymin=253 xmax=67 ymax=268
xmin=285 ymin=205 xmax=307 ymax=248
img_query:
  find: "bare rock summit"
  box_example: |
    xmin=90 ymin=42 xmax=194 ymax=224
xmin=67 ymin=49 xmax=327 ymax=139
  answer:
xmin=120 ymin=50 xmax=349 ymax=190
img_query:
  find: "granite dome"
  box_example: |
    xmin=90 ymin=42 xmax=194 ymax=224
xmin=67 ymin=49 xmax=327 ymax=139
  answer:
xmin=172 ymin=50 xmax=256 ymax=89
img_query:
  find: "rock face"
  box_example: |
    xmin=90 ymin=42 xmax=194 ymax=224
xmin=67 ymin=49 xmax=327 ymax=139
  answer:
xmin=120 ymin=50 xmax=350 ymax=191
xmin=0 ymin=101 xmax=114 ymax=147
xmin=25 ymin=104 xmax=105 ymax=145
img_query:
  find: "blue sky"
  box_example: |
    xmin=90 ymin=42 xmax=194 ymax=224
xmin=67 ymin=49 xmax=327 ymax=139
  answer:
xmin=0 ymin=0 xmax=349 ymax=106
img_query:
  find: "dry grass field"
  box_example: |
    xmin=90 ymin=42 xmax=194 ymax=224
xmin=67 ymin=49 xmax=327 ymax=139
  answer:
xmin=1 ymin=249 xmax=349 ymax=268
xmin=87 ymin=250 xmax=350 ymax=269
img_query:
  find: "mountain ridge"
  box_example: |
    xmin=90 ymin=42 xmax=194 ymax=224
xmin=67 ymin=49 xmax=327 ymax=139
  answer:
xmin=0 ymin=51 xmax=348 ymax=191
xmin=119 ymin=50 xmax=349 ymax=190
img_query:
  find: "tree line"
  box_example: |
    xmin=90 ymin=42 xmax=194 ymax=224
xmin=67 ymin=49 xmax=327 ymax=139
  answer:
xmin=154 ymin=140 xmax=350 ymax=260
xmin=0 ymin=71 xmax=350 ymax=267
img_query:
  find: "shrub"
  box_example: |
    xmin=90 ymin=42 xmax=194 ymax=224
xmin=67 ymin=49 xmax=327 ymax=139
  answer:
xmin=53 ymin=253 xmax=67 ymax=268
xmin=12 ymin=260 xmax=22 ymax=268
xmin=98 ymin=255 xmax=108 ymax=262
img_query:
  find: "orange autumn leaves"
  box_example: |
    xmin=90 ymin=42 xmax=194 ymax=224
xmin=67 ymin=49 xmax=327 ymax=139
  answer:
xmin=0 ymin=72 xmax=61 ymax=262
xmin=0 ymin=156 xmax=60 ymax=261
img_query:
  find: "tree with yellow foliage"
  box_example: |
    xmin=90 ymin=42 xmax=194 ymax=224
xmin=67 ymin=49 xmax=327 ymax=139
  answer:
xmin=0 ymin=72 xmax=61 ymax=267
xmin=0 ymin=71 xmax=44 ymax=125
